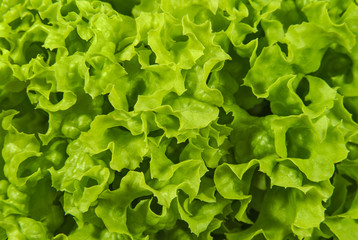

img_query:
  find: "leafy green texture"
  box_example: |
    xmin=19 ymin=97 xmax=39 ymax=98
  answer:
xmin=1 ymin=0 xmax=358 ymax=239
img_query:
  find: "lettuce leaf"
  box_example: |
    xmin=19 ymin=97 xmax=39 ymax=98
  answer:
xmin=1 ymin=0 xmax=358 ymax=239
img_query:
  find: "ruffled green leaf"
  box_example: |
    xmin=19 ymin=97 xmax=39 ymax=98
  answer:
xmin=1 ymin=0 xmax=358 ymax=239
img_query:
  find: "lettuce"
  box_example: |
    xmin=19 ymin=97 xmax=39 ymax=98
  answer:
xmin=1 ymin=0 xmax=358 ymax=239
